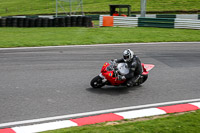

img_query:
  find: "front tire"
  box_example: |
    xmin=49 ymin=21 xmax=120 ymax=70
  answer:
xmin=90 ymin=76 xmax=104 ymax=88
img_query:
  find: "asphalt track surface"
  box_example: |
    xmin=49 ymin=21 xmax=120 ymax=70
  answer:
xmin=0 ymin=42 xmax=200 ymax=125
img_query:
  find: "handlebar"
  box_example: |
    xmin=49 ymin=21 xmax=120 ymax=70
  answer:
xmin=109 ymin=60 xmax=121 ymax=77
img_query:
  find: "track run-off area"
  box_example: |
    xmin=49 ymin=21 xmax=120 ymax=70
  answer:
xmin=0 ymin=42 xmax=200 ymax=128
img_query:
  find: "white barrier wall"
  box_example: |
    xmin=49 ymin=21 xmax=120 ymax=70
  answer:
xmin=175 ymin=18 xmax=200 ymax=30
xmin=176 ymin=14 xmax=199 ymax=20
xmin=113 ymin=16 xmax=138 ymax=27
xmin=100 ymin=15 xmax=200 ymax=30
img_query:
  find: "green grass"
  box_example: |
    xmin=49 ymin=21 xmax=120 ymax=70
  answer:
xmin=0 ymin=0 xmax=200 ymax=16
xmin=0 ymin=27 xmax=200 ymax=48
xmin=41 ymin=110 xmax=200 ymax=133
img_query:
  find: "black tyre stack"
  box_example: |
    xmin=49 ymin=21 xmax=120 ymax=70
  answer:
xmin=48 ymin=19 xmax=53 ymax=27
xmin=83 ymin=16 xmax=92 ymax=27
xmin=60 ymin=17 xmax=66 ymax=27
xmin=12 ymin=18 xmax=18 ymax=27
xmin=1 ymin=18 xmax=6 ymax=27
xmin=24 ymin=18 xmax=30 ymax=27
xmin=71 ymin=16 xmax=77 ymax=27
xmin=35 ymin=18 xmax=42 ymax=27
xmin=54 ymin=18 xmax=59 ymax=27
xmin=18 ymin=18 xmax=24 ymax=27
xmin=6 ymin=18 xmax=12 ymax=27
xmin=29 ymin=18 xmax=36 ymax=27
xmin=77 ymin=16 xmax=83 ymax=27
xmin=42 ymin=18 xmax=49 ymax=27
xmin=0 ymin=16 xmax=92 ymax=27
xmin=65 ymin=17 xmax=71 ymax=27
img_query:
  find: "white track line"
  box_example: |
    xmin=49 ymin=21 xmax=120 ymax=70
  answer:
xmin=0 ymin=42 xmax=200 ymax=51
xmin=12 ymin=120 xmax=77 ymax=133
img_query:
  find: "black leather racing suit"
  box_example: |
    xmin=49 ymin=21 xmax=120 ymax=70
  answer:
xmin=116 ymin=55 xmax=143 ymax=86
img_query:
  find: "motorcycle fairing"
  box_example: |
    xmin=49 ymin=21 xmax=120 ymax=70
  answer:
xmin=142 ymin=63 xmax=155 ymax=75
xmin=101 ymin=62 xmax=126 ymax=86
xmin=101 ymin=62 xmax=110 ymax=73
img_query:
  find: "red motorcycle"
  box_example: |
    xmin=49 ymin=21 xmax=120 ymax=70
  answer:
xmin=90 ymin=61 xmax=154 ymax=88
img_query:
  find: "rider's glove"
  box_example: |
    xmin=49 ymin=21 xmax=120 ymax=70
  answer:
xmin=118 ymin=75 xmax=126 ymax=81
xmin=111 ymin=59 xmax=118 ymax=69
xmin=113 ymin=63 xmax=118 ymax=69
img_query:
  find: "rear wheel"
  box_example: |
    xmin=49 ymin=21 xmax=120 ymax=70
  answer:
xmin=135 ymin=74 xmax=148 ymax=86
xmin=140 ymin=74 xmax=148 ymax=84
xmin=90 ymin=76 xmax=104 ymax=88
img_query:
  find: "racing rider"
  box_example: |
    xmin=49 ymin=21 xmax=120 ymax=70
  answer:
xmin=114 ymin=49 xmax=143 ymax=87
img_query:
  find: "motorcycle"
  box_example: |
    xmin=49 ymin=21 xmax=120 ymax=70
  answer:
xmin=90 ymin=60 xmax=155 ymax=88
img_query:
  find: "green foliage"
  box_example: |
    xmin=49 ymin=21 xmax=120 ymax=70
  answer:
xmin=0 ymin=27 xmax=200 ymax=48
xmin=0 ymin=0 xmax=200 ymax=16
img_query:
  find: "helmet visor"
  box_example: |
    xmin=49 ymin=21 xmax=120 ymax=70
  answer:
xmin=123 ymin=55 xmax=129 ymax=60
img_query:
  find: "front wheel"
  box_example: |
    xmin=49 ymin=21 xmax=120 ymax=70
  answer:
xmin=90 ymin=76 xmax=105 ymax=88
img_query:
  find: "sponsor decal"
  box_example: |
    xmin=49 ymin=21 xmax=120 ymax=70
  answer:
xmin=108 ymin=73 xmax=113 ymax=77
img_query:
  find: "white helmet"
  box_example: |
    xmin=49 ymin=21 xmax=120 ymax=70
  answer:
xmin=123 ymin=49 xmax=134 ymax=62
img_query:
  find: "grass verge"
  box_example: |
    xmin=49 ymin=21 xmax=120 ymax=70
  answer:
xmin=41 ymin=110 xmax=200 ymax=133
xmin=0 ymin=27 xmax=200 ymax=48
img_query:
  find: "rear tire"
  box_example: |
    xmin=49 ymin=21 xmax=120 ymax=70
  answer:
xmin=139 ymin=74 xmax=148 ymax=85
xmin=142 ymin=75 xmax=148 ymax=83
xmin=90 ymin=76 xmax=104 ymax=88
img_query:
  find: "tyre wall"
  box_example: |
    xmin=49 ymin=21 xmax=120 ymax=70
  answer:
xmin=0 ymin=16 xmax=92 ymax=27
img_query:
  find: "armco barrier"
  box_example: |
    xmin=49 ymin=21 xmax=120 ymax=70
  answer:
xmin=156 ymin=14 xmax=176 ymax=18
xmin=114 ymin=16 xmax=138 ymax=27
xmin=176 ymin=14 xmax=199 ymax=20
xmin=92 ymin=14 xmax=200 ymax=20
xmin=137 ymin=14 xmax=200 ymax=20
xmin=175 ymin=18 xmax=200 ymax=30
xmin=87 ymin=15 xmax=99 ymax=20
xmin=138 ymin=18 xmax=175 ymax=28
xmin=0 ymin=16 xmax=92 ymax=27
xmin=100 ymin=15 xmax=200 ymax=30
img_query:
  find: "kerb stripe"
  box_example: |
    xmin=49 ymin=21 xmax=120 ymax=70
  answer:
xmin=70 ymin=113 xmax=123 ymax=126
xmin=0 ymin=128 xmax=15 ymax=133
xmin=115 ymin=108 xmax=166 ymax=119
xmin=189 ymin=102 xmax=200 ymax=108
xmin=157 ymin=104 xmax=199 ymax=113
